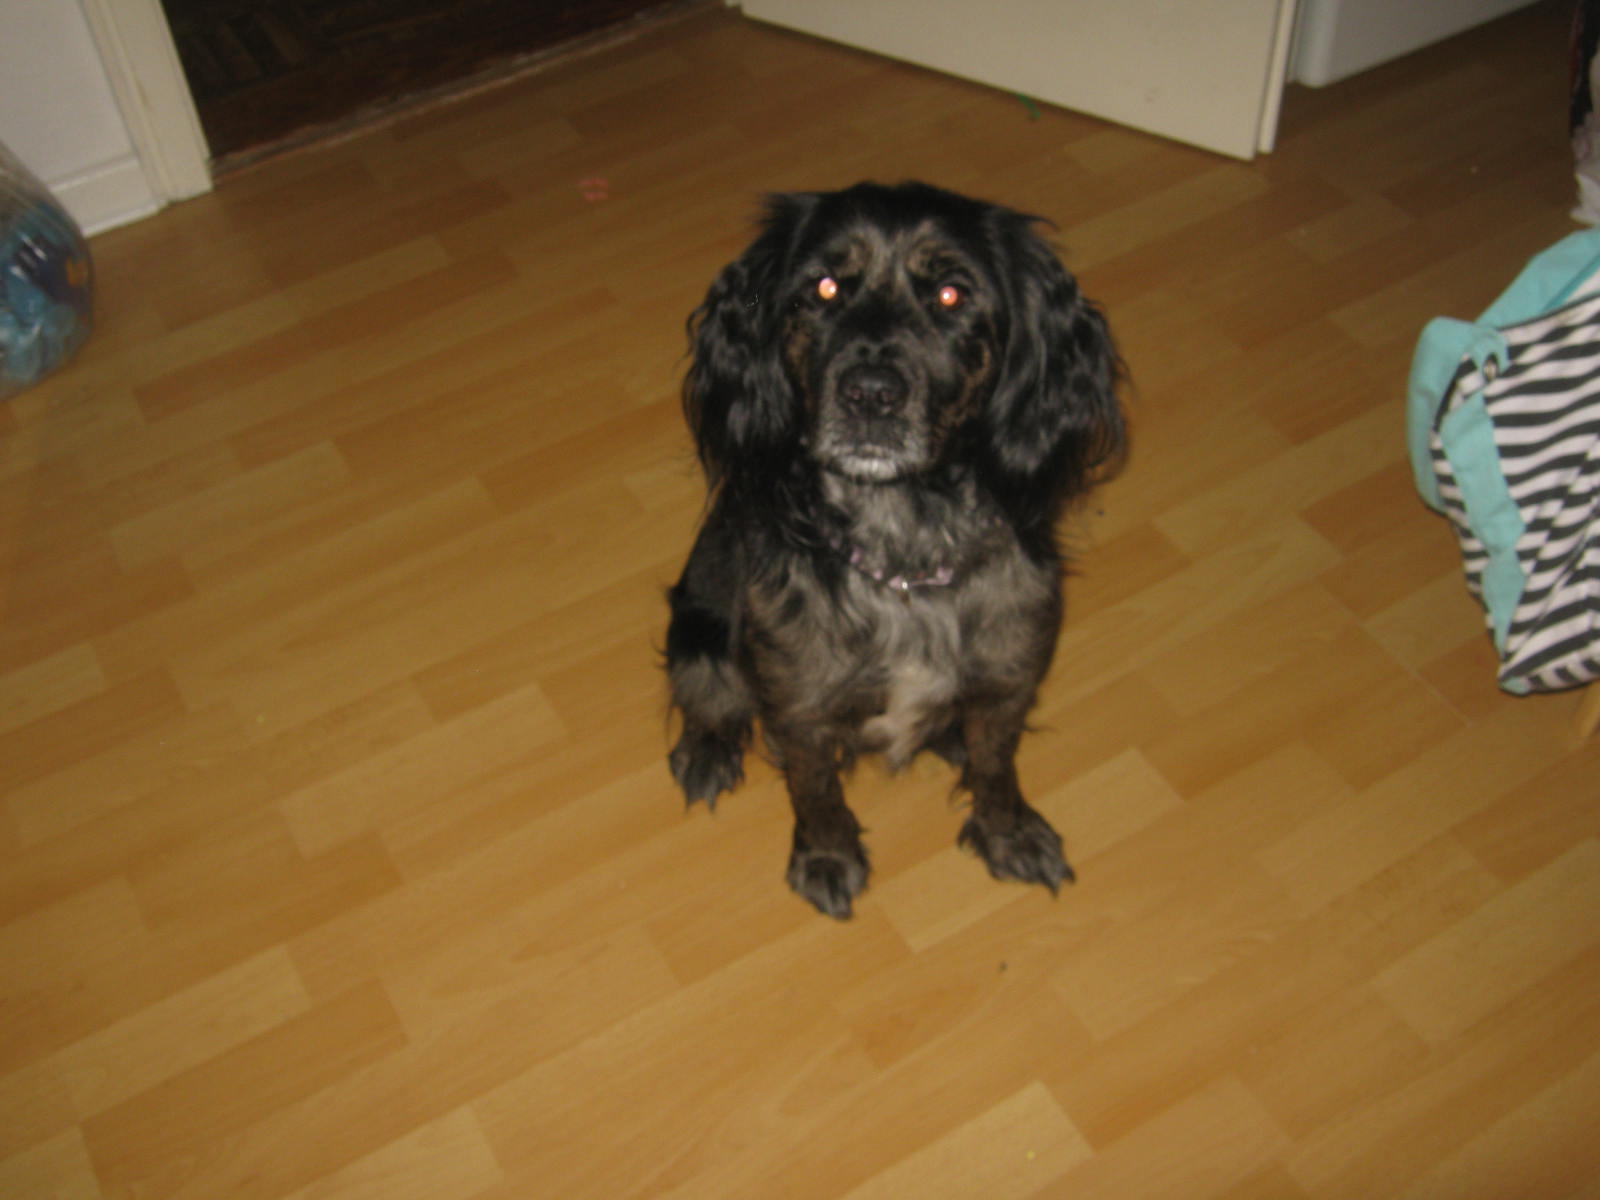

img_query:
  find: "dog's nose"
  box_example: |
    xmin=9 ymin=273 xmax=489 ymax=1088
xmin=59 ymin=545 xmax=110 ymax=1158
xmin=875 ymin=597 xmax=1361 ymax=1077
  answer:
xmin=838 ymin=364 xmax=907 ymax=417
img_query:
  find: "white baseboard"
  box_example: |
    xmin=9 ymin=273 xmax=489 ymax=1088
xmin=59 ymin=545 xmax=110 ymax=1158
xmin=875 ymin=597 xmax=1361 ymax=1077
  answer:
xmin=47 ymin=153 xmax=164 ymax=237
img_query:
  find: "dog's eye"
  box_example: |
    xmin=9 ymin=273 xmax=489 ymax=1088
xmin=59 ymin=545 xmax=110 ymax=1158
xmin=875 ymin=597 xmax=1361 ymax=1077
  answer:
xmin=937 ymin=284 xmax=964 ymax=309
xmin=816 ymin=276 xmax=840 ymax=302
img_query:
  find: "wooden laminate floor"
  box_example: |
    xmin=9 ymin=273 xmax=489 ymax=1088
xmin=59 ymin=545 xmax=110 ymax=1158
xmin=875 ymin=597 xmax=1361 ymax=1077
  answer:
xmin=5 ymin=3 xmax=1600 ymax=1196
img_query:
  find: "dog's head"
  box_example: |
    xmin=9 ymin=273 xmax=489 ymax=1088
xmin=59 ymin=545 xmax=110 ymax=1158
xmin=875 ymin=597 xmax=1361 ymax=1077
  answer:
xmin=685 ymin=181 xmax=1124 ymax=524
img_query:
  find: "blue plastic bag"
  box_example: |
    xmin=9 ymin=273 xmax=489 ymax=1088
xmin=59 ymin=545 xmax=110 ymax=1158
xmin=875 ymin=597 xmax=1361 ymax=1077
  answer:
xmin=1 ymin=141 xmax=93 ymax=399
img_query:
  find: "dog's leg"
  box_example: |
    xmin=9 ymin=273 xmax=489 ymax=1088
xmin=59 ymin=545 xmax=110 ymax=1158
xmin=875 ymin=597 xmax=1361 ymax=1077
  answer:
xmin=922 ymin=717 xmax=967 ymax=767
xmin=955 ymin=696 xmax=1074 ymax=892
xmin=666 ymin=520 xmax=753 ymax=808
xmin=667 ymin=663 xmax=751 ymax=808
xmin=773 ymin=731 xmax=869 ymax=919
xmin=666 ymin=597 xmax=752 ymax=806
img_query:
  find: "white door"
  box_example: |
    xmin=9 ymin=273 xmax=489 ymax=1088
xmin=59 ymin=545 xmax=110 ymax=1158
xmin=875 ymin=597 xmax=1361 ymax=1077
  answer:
xmin=738 ymin=0 xmax=1299 ymax=160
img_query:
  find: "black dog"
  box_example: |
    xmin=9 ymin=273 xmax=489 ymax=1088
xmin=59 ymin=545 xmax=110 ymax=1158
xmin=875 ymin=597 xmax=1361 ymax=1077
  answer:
xmin=665 ymin=181 xmax=1125 ymax=918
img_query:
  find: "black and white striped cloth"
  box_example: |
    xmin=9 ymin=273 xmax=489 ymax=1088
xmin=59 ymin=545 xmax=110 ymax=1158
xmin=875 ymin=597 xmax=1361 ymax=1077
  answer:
xmin=1431 ymin=285 xmax=1600 ymax=693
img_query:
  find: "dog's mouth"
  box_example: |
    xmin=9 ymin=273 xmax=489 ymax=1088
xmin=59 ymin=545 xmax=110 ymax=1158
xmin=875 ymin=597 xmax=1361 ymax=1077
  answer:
xmin=812 ymin=418 xmax=927 ymax=483
xmin=823 ymin=449 xmax=908 ymax=482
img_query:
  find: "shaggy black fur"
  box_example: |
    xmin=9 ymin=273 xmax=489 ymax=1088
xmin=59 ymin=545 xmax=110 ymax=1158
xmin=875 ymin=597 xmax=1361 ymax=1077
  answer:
xmin=666 ymin=181 xmax=1125 ymax=918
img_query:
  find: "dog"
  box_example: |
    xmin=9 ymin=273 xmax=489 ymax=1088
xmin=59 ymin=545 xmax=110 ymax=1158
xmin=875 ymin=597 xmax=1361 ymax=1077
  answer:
xmin=665 ymin=181 xmax=1125 ymax=919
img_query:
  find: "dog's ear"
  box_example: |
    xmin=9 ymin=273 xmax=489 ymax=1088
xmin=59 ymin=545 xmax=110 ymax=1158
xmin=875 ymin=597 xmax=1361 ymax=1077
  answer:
xmin=684 ymin=193 xmax=817 ymax=487
xmin=982 ymin=214 xmax=1126 ymax=521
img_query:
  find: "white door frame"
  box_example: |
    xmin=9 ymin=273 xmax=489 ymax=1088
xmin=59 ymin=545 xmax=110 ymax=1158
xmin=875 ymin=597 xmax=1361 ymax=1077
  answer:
xmin=79 ymin=0 xmax=211 ymax=206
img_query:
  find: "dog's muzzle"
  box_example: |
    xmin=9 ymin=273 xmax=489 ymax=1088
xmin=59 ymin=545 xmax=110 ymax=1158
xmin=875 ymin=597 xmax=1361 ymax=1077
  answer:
xmin=815 ymin=357 xmax=928 ymax=481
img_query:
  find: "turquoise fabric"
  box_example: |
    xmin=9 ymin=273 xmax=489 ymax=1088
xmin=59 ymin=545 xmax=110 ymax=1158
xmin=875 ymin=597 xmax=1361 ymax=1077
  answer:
xmin=1405 ymin=227 xmax=1600 ymax=677
xmin=1406 ymin=316 xmax=1506 ymax=511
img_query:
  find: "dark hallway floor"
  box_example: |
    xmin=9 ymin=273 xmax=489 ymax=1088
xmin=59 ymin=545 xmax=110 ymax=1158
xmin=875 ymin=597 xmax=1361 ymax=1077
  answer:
xmin=161 ymin=0 xmax=694 ymax=163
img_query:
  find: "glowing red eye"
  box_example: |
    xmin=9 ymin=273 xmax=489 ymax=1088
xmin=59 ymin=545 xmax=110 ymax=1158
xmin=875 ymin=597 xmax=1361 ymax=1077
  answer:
xmin=817 ymin=276 xmax=839 ymax=301
xmin=938 ymin=284 xmax=963 ymax=308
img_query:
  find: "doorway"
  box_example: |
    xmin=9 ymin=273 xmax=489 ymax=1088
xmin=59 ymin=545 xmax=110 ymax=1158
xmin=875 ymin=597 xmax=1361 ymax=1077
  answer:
xmin=160 ymin=0 xmax=694 ymax=164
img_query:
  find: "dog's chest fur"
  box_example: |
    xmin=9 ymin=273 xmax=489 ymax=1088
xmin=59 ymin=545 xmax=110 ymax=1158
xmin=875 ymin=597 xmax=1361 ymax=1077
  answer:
xmin=745 ymin=478 xmax=1056 ymax=766
xmin=836 ymin=577 xmax=963 ymax=766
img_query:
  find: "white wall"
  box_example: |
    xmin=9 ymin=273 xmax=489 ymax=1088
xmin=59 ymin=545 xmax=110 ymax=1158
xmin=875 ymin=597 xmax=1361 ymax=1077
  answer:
xmin=0 ymin=0 xmax=164 ymax=234
xmin=1292 ymin=0 xmax=1545 ymax=87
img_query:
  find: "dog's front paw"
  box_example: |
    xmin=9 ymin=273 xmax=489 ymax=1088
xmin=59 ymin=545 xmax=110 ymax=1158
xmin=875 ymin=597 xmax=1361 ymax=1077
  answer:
xmin=670 ymin=729 xmax=745 ymax=808
xmin=787 ymin=837 xmax=870 ymax=920
xmin=958 ymin=805 xmax=1075 ymax=894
